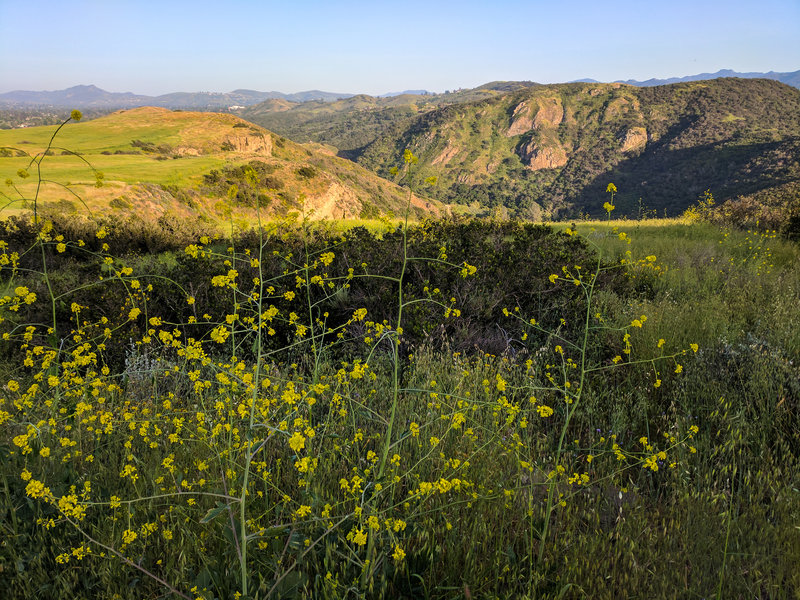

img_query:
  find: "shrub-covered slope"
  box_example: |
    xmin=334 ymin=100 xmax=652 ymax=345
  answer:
xmin=355 ymin=78 xmax=800 ymax=218
xmin=240 ymin=83 xmax=541 ymax=154
xmin=250 ymin=78 xmax=800 ymax=219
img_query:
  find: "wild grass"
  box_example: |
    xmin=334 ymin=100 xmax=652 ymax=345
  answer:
xmin=0 ymin=109 xmax=441 ymax=224
xmin=0 ymin=116 xmax=798 ymax=599
xmin=0 ymin=111 xmax=237 ymax=217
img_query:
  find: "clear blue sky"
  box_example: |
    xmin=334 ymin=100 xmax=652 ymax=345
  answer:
xmin=1 ymin=0 xmax=798 ymax=95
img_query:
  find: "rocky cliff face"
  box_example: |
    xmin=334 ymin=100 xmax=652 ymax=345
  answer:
xmin=506 ymin=101 xmax=534 ymax=137
xmin=620 ymin=127 xmax=647 ymax=152
xmin=509 ymin=95 xmax=568 ymax=169
xmin=517 ymin=140 xmax=568 ymax=170
xmin=222 ymin=133 xmax=273 ymax=155
xmin=506 ymin=97 xmax=564 ymax=137
xmin=533 ymin=97 xmax=564 ymax=129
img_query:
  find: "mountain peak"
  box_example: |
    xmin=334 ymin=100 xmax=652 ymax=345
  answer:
xmin=67 ymin=84 xmax=103 ymax=91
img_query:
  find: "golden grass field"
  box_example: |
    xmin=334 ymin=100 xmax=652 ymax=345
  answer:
xmin=0 ymin=108 xmax=440 ymax=225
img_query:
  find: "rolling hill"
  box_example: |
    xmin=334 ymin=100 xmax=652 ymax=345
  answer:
xmin=0 ymin=107 xmax=441 ymax=225
xmin=238 ymin=77 xmax=800 ymax=219
xmin=344 ymin=78 xmax=800 ymax=218
xmin=239 ymin=83 xmax=542 ymax=153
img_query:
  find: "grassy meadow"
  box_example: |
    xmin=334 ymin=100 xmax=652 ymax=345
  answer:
xmin=0 ymin=119 xmax=798 ymax=599
xmin=0 ymin=109 xmax=436 ymax=225
xmin=0 ymin=109 xmax=239 ymax=219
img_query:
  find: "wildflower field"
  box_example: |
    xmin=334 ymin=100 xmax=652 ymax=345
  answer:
xmin=1 ymin=120 xmax=799 ymax=599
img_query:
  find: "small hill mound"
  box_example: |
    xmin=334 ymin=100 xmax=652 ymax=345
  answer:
xmin=65 ymin=106 xmax=274 ymax=156
xmin=0 ymin=107 xmax=441 ymax=225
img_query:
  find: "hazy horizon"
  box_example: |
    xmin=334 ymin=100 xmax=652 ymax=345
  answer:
xmin=1 ymin=0 xmax=799 ymax=96
xmin=2 ymin=67 xmax=800 ymax=98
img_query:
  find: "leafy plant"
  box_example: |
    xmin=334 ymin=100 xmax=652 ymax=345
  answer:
xmin=1 ymin=114 xmax=798 ymax=600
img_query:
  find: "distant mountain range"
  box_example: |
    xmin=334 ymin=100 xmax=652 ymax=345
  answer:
xmin=579 ymin=68 xmax=800 ymax=89
xmin=1 ymin=70 xmax=797 ymax=110
xmin=0 ymin=85 xmax=355 ymax=109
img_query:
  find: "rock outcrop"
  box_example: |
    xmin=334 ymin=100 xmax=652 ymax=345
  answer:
xmin=507 ymin=101 xmax=534 ymax=137
xmin=432 ymin=143 xmax=460 ymax=165
xmin=620 ymin=127 xmax=648 ymax=152
xmin=533 ymin=97 xmax=564 ymax=129
xmin=506 ymin=97 xmax=564 ymax=137
xmin=221 ymin=133 xmax=273 ymax=155
xmin=517 ymin=139 xmax=568 ymax=170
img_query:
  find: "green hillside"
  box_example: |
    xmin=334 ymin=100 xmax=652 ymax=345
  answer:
xmin=360 ymin=78 xmax=800 ymax=218
xmin=0 ymin=107 xmax=441 ymax=224
xmin=249 ymin=78 xmax=800 ymax=219
xmin=240 ymin=83 xmax=540 ymax=154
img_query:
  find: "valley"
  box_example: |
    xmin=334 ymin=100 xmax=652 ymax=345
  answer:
xmin=4 ymin=77 xmax=798 ymax=229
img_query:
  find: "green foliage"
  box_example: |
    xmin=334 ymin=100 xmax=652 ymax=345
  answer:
xmin=131 ymin=138 xmax=174 ymax=155
xmin=1 ymin=115 xmax=799 ymax=600
xmin=682 ymin=177 xmax=800 ymax=238
xmin=2 ymin=210 xmax=798 ymax=598
xmin=785 ymin=209 xmax=800 ymax=241
xmin=295 ymin=166 xmax=317 ymax=179
xmin=0 ymin=214 xmax=606 ymax=363
xmin=201 ymin=161 xmax=283 ymax=207
xmin=253 ymin=79 xmax=800 ymax=220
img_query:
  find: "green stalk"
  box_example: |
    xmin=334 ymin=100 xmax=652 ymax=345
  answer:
xmin=717 ymin=467 xmax=737 ymax=600
xmin=538 ymin=255 xmax=600 ymax=566
xmin=377 ymin=185 xmax=411 ymax=481
xmin=301 ymin=211 xmax=321 ymax=380
xmin=364 ymin=157 xmax=414 ymax=588
xmin=239 ymin=196 xmax=268 ymax=598
xmin=229 ymin=212 xmax=238 ymax=359
xmin=32 ymin=115 xmax=75 ymax=345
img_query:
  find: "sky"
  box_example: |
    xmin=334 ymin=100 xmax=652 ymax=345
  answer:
xmin=1 ymin=0 xmax=798 ymax=96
